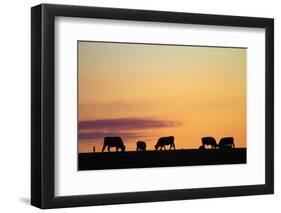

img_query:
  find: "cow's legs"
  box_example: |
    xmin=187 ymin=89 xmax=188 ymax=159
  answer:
xmin=108 ymin=146 xmax=110 ymax=152
xmin=163 ymin=145 xmax=166 ymax=150
xmin=116 ymin=147 xmax=118 ymax=152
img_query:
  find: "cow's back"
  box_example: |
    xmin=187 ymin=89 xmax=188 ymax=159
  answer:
xmin=104 ymin=137 xmax=123 ymax=146
xmin=137 ymin=141 xmax=145 ymax=146
xmin=158 ymin=136 xmax=174 ymax=144
xmin=202 ymin=137 xmax=216 ymax=145
xmin=219 ymin=137 xmax=234 ymax=145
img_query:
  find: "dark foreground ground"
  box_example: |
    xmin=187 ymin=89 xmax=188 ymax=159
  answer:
xmin=78 ymin=148 xmax=246 ymax=170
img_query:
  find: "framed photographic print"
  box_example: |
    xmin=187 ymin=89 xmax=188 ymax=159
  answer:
xmin=31 ymin=4 xmax=274 ymax=209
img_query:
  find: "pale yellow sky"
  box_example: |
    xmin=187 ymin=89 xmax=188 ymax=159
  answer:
xmin=78 ymin=41 xmax=246 ymax=153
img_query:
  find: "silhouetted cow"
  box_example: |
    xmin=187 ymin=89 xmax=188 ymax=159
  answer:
xmin=199 ymin=145 xmax=205 ymax=150
xmin=201 ymin=137 xmax=217 ymax=149
xmin=218 ymin=137 xmax=235 ymax=149
xmin=155 ymin=136 xmax=175 ymax=150
xmin=102 ymin=137 xmax=126 ymax=152
xmin=136 ymin=141 xmax=146 ymax=151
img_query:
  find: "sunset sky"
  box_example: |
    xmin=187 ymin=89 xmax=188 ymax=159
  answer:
xmin=78 ymin=41 xmax=246 ymax=153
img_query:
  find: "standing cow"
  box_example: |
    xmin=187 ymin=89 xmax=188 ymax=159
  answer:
xmin=155 ymin=136 xmax=175 ymax=150
xmin=136 ymin=141 xmax=146 ymax=151
xmin=218 ymin=137 xmax=235 ymax=149
xmin=201 ymin=137 xmax=217 ymax=149
xmin=102 ymin=137 xmax=126 ymax=152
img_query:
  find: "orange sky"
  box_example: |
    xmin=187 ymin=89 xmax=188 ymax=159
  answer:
xmin=78 ymin=41 xmax=246 ymax=153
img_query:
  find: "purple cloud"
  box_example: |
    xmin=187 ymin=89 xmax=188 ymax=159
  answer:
xmin=79 ymin=131 xmax=145 ymax=141
xmin=79 ymin=118 xmax=180 ymax=131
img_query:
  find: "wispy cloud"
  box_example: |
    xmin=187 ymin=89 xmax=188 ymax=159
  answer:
xmin=79 ymin=118 xmax=180 ymax=131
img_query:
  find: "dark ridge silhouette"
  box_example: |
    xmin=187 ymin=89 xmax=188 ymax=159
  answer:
xmin=201 ymin=137 xmax=217 ymax=149
xmin=78 ymin=148 xmax=246 ymax=170
xmin=101 ymin=136 xmax=126 ymax=152
xmin=218 ymin=137 xmax=235 ymax=149
xmin=136 ymin=141 xmax=146 ymax=151
xmin=155 ymin=136 xmax=175 ymax=150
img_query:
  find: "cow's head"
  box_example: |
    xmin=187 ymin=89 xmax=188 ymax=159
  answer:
xmin=154 ymin=144 xmax=159 ymax=150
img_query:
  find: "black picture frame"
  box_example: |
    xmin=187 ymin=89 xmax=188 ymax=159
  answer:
xmin=31 ymin=3 xmax=274 ymax=209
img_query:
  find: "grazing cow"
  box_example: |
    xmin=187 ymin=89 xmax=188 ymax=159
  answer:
xmin=218 ymin=137 xmax=235 ymax=149
xmin=136 ymin=141 xmax=146 ymax=151
xmin=199 ymin=145 xmax=205 ymax=150
xmin=201 ymin=137 xmax=217 ymax=149
xmin=155 ymin=136 xmax=175 ymax=150
xmin=102 ymin=137 xmax=126 ymax=152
